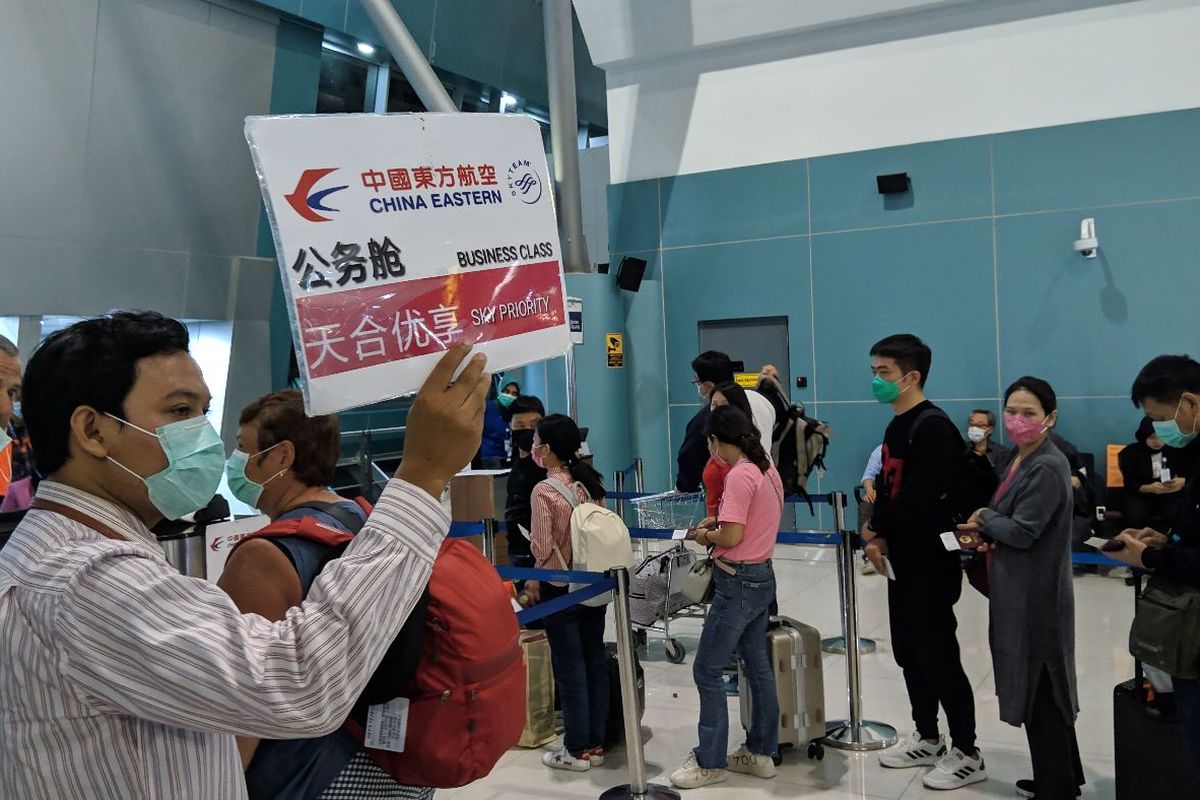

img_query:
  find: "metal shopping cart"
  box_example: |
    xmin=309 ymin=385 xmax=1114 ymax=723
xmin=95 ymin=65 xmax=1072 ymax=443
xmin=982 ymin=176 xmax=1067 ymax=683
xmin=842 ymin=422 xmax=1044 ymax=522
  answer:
xmin=628 ymin=491 xmax=708 ymax=664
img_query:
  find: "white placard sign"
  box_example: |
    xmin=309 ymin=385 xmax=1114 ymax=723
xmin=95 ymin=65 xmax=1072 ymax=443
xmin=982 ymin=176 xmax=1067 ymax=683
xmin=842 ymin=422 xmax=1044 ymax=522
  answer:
xmin=246 ymin=113 xmax=570 ymax=414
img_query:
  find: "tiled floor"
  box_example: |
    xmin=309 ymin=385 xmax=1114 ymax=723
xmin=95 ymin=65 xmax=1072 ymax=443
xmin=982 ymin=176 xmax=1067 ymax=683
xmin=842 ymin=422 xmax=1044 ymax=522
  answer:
xmin=443 ymin=547 xmax=1134 ymax=799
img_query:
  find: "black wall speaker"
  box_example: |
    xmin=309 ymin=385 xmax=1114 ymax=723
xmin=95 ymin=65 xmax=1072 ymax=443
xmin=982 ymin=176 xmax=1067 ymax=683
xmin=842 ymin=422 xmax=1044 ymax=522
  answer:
xmin=615 ymin=256 xmax=647 ymax=292
xmin=876 ymin=172 xmax=910 ymax=194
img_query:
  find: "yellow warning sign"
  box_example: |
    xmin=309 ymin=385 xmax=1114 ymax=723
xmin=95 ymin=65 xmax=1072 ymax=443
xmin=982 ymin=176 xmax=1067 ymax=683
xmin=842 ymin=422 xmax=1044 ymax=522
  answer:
xmin=606 ymin=333 xmax=624 ymax=368
xmin=734 ymin=372 xmax=759 ymax=389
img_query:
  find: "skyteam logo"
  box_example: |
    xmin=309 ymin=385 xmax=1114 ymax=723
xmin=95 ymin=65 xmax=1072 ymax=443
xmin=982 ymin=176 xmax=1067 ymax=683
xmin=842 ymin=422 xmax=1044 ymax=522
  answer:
xmin=506 ymin=159 xmax=543 ymax=205
xmin=285 ymin=168 xmax=348 ymax=222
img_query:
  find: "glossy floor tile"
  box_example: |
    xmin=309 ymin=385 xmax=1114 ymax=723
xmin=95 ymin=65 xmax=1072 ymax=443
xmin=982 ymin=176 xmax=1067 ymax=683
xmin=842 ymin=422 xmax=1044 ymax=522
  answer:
xmin=443 ymin=550 xmax=1134 ymax=799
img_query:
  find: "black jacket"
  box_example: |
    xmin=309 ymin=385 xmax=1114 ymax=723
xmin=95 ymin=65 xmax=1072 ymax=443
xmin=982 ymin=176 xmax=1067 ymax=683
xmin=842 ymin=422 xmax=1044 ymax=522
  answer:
xmin=504 ymin=455 xmax=546 ymax=557
xmin=676 ymin=405 xmax=711 ymax=493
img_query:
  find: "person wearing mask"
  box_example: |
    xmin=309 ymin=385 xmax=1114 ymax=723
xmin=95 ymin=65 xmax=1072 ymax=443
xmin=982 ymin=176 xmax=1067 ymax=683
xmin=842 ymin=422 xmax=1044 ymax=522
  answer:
xmin=1118 ymin=416 xmax=1188 ymax=530
xmin=495 ymin=380 xmax=520 ymax=423
xmin=213 ymin=389 xmax=432 ymax=799
xmin=702 ymin=382 xmax=757 ymax=517
xmin=478 ymin=379 xmax=510 ymax=464
xmin=669 ymin=405 xmax=783 ymax=790
xmin=677 ymin=352 xmax=774 ymax=492
xmin=958 ymin=377 xmax=1082 ymax=800
xmin=523 ymin=414 xmax=610 ymax=772
xmin=504 ymin=395 xmax=547 ymax=569
xmin=0 ymin=335 xmax=35 ymax=510
xmin=862 ymin=334 xmax=985 ymax=790
xmin=1108 ymin=355 xmax=1200 ymax=784
xmin=967 ymin=409 xmax=1010 ymax=477
xmin=0 ymin=313 xmax=487 ymax=799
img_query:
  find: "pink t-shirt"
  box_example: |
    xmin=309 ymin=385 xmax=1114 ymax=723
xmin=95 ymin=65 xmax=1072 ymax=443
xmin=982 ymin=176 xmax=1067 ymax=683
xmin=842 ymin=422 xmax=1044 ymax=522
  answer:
xmin=714 ymin=459 xmax=784 ymax=563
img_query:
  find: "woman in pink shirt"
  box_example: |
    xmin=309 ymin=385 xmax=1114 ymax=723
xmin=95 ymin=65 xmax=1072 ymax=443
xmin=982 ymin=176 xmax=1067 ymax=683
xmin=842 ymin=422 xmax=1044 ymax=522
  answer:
xmin=524 ymin=414 xmax=610 ymax=774
xmin=670 ymin=405 xmax=784 ymax=791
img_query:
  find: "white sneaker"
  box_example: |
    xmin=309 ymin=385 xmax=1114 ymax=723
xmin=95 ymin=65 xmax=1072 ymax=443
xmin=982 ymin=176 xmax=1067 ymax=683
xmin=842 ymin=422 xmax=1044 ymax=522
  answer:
xmin=669 ymin=752 xmax=727 ymax=790
xmin=726 ymin=745 xmax=777 ymax=779
xmin=879 ymin=731 xmax=946 ymax=768
xmin=921 ymin=746 xmax=987 ymax=790
xmin=542 ymin=746 xmax=590 ymax=772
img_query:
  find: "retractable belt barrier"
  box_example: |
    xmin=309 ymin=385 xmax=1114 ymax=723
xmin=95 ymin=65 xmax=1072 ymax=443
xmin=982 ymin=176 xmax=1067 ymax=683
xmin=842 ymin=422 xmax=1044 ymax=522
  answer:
xmin=610 ymin=490 xmax=1127 ymax=568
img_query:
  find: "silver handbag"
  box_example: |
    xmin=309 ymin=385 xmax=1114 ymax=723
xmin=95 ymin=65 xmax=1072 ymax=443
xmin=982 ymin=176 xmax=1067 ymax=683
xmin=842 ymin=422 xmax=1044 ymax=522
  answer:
xmin=679 ymin=557 xmax=715 ymax=606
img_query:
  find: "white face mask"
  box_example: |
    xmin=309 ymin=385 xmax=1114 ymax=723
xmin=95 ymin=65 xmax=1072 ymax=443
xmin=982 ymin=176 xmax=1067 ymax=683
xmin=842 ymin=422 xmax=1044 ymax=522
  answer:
xmin=967 ymin=426 xmax=988 ymax=444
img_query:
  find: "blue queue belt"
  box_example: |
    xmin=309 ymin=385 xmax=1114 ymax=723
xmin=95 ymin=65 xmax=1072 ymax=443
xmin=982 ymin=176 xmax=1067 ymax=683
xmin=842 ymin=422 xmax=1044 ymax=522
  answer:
xmin=448 ymin=521 xmax=486 ymax=538
xmin=606 ymin=490 xmax=835 ymax=505
xmin=626 ymin=525 xmax=1126 ymax=567
xmin=494 ymin=565 xmax=616 ymax=625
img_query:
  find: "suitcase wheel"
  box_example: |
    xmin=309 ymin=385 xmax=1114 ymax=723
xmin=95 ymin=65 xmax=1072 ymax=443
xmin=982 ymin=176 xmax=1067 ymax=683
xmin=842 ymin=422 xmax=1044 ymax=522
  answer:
xmin=665 ymin=638 xmax=687 ymax=664
xmin=772 ymin=749 xmax=783 ymax=767
xmin=807 ymin=742 xmax=824 ymax=761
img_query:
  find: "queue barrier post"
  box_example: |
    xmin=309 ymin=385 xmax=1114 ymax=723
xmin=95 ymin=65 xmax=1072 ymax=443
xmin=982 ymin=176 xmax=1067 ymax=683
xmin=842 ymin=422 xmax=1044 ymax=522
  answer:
xmin=601 ymin=566 xmax=680 ymax=800
xmin=482 ymin=518 xmax=497 ymax=565
xmin=822 ymin=491 xmax=897 ymax=751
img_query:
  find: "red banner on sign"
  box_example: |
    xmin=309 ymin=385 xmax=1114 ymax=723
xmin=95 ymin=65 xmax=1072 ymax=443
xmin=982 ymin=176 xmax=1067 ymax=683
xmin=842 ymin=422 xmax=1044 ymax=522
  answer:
xmin=295 ymin=260 xmax=564 ymax=379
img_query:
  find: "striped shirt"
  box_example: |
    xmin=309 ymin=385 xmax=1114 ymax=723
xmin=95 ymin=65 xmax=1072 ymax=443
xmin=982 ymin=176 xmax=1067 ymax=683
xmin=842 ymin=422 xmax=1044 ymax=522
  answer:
xmin=0 ymin=479 xmax=447 ymax=799
xmin=530 ymin=467 xmax=589 ymax=583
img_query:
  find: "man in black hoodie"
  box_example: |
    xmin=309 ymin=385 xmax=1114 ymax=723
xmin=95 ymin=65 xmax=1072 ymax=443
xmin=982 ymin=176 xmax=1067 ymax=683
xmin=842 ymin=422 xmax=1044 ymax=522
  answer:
xmin=1111 ymin=355 xmax=1200 ymax=781
xmin=863 ymin=334 xmax=985 ymax=791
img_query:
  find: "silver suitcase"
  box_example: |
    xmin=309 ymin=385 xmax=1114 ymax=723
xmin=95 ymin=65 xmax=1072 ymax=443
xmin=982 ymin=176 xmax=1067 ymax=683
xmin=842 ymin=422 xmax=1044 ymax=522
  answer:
xmin=739 ymin=615 xmax=826 ymax=760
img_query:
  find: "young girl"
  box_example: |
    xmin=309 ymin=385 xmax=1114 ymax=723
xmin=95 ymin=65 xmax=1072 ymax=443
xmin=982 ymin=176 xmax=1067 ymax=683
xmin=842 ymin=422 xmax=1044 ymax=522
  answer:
xmin=702 ymin=381 xmax=758 ymax=517
xmin=671 ymin=405 xmax=783 ymax=791
xmin=523 ymin=414 xmax=610 ymax=772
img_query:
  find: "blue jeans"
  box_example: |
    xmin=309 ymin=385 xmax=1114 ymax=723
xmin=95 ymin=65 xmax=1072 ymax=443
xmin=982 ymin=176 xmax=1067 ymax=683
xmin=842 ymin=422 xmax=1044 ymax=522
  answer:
xmin=1174 ymin=676 xmax=1200 ymax=789
xmin=693 ymin=561 xmax=778 ymax=769
xmin=543 ymin=593 xmax=609 ymax=757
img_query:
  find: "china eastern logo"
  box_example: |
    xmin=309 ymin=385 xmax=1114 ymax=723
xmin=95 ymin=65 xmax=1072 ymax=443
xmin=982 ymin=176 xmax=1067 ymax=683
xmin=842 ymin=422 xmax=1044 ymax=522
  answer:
xmin=506 ymin=159 xmax=543 ymax=205
xmin=285 ymin=168 xmax=348 ymax=222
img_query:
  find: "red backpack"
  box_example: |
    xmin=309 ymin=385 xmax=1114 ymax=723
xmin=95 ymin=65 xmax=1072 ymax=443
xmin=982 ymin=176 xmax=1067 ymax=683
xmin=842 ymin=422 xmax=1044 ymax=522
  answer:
xmin=237 ymin=498 xmax=526 ymax=788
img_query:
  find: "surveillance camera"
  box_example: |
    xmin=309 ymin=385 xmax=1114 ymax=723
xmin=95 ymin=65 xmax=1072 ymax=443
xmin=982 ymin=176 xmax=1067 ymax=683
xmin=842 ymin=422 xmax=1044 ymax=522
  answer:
xmin=1075 ymin=218 xmax=1098 ymax=259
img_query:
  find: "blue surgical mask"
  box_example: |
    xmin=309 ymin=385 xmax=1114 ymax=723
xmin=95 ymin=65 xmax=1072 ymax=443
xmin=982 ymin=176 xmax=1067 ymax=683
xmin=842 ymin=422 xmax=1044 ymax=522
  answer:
xmin=225 ymin=444 xmax=284 ymax=509
xmin=12 ymin=401 xmax=21 ymax=420
xmin=106 ymin=414 xmax=226 ymax=520
xmin=1153 ymin=397 xmax=1199 ymax=449
xmin=0 ymin=426 xmax=11 ymax=480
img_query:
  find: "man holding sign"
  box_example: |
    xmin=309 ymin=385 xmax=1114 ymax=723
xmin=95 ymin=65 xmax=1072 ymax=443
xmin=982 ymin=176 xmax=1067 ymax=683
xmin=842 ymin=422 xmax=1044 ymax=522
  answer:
xmin=0 ymin=312 xmax=488 ymax=800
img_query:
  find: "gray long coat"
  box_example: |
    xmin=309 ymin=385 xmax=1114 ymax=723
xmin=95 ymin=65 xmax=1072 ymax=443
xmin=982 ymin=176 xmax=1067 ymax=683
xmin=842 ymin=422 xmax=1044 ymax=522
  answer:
xmin=979 ymin=439 xmax=1080 ymax=727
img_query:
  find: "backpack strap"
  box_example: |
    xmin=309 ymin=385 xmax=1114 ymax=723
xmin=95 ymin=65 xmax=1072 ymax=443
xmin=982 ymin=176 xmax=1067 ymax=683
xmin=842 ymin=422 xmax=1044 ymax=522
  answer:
xmin=545 ymin=478 xmax=583 ymax=509
xmin=285 ymin=500 xmax=368 ymax=534
xmin=543 ymin=478 xmax=583 ymax=571
xmin=907 ymin=407 xmax=954 ymax=447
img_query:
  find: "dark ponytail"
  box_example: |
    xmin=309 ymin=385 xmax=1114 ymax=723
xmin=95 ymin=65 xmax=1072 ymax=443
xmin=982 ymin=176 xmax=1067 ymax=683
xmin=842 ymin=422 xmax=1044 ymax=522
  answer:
xmin=536 ymin=414 xmax=605 ymax=500
xmin=705 ymin=405 xmax=770 ymax=473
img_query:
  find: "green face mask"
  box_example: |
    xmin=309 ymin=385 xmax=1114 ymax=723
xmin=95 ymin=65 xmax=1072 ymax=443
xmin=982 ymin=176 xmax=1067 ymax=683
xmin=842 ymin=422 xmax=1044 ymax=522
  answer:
xmin=106 ymin=414 xmax=226 ymax=520
xmin=496 ymin=392 xmax=516 ymax=409
xmin=225 ymin=443 xmax=284 ymax=509
xmin=871 ymin=374 xmax=909 ymax=404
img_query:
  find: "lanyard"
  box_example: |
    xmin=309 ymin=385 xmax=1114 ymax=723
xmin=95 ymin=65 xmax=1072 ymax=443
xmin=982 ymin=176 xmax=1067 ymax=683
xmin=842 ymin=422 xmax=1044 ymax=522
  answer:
xmin=30 ymin=498 xmax=125 ymax=541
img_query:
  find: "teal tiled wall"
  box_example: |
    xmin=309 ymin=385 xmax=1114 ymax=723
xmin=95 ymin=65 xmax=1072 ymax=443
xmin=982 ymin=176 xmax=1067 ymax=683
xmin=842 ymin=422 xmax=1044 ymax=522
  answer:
xmin=611 ymin=108 xmax=1200 ymax=498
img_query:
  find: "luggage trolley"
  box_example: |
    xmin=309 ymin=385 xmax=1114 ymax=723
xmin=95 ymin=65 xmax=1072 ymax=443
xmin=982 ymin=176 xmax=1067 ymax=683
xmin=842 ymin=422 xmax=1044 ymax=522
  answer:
xmin=628 ymin=491 xmax=708 ymax=664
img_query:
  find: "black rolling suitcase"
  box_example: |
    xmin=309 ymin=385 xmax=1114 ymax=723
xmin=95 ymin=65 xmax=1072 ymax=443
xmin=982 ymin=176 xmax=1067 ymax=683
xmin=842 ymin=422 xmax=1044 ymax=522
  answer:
xmin=603 ymin=642 xmax=645 ymax=747
xmin=1115 ymin=572 xmax=1197 ymax=799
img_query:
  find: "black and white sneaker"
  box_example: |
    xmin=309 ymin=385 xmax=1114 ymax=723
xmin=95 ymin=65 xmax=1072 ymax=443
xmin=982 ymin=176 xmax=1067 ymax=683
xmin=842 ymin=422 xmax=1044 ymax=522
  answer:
xmin=1016 ymin=778 xmax=1081 ymax=798
xmin=922 ymin=747 xmax=987 ymax=790
xmin=879 ymin=731 xmax=946 ymax=768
